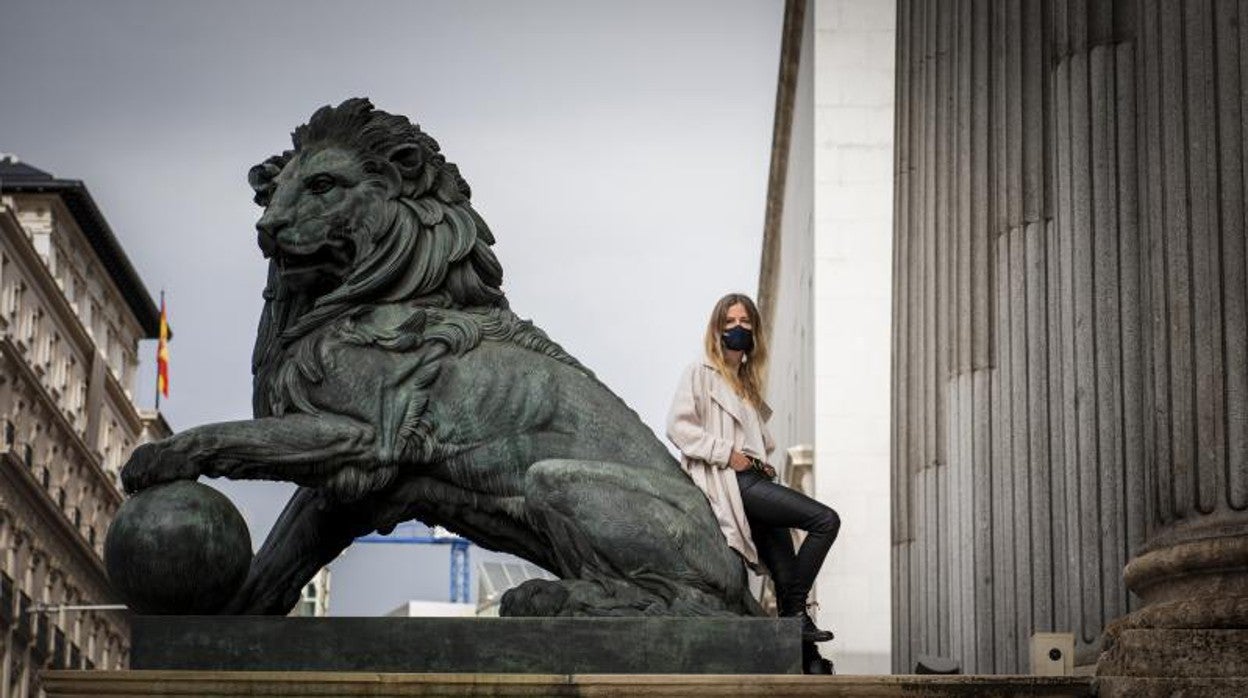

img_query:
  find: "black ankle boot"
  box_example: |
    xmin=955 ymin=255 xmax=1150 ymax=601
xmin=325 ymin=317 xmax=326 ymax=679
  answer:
xmin=802 ymin=641 xmax=835 ymax=674
xmin=805 ymin=654 xmax=836 ymax=674
xmin=783 ymin=609 xmax=835 ymax=643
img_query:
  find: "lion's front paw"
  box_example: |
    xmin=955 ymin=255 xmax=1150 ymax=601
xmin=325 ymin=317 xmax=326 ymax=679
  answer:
xmin=120 ymin=441 xmax=199 ymax=494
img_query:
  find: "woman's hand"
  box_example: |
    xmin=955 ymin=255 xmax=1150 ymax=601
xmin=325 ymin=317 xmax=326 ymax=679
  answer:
xmin=730 ymin=451 xmax=778 ymax=479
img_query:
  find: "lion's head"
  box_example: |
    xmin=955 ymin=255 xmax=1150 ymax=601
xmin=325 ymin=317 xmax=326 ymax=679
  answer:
xmin=248 ymin=98 xmax=506 ymax=415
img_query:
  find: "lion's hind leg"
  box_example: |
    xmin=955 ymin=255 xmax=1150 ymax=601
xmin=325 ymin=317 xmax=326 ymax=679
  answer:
xmin=516 ymin=458 xmax=752 ymax=617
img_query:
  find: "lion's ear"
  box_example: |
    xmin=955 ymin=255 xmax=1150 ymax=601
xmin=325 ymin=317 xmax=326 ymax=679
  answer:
xmin=248 ymin=156 xmax=287 ymax=206
xmin=387 ymin=144 xmax=427 ymax=198
xmin=387 ymin=144 xmax=424 ymax=174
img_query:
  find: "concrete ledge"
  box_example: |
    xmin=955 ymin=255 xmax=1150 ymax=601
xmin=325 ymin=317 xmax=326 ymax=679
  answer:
xmin=129 ymin=616 xmax=802 ymax=674
xmin=42 ymin=671 xmax=1096 ymax=697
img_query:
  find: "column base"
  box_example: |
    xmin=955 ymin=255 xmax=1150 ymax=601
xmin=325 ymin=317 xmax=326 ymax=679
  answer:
xmin=1096 ymin=676 xmax=1248 ymax=698
xmin=1097 ymin=530 xmax=1248 ymax=694
xmin=1098 ymin=627 xmax=1248 ymax=677
xmin=1096 ymin=597 xmax=1248 ymax=696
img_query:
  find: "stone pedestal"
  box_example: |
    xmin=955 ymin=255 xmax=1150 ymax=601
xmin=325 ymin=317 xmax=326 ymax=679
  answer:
xmin=128 ymin=616 xmax=802 ymax=674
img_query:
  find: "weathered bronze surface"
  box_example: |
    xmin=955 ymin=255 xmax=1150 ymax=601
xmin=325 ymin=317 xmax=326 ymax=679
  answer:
xmin=105 ymin=481 xmax=252 ymax=614
xmin=114 ymin=98 xmax=757 ymax=618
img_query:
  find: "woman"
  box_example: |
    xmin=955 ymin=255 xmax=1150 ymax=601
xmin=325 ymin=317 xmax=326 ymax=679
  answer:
xmin=666 ymin=293 xmax=841 ymax=647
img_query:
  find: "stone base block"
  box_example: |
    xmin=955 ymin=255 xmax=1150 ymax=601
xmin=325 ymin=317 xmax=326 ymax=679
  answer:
xmin=41 ymin=671 xmax=1096 ymax=697
xmin=1097 ymin=628 xmax=1248 ymax=678
xmin=1096 ymin=627 xmax=1248 ymax=697
xmin=129 ymin=616 xmax=802 ymax=674
xmin=1095 ymin=677 xmax=1248 ymax=698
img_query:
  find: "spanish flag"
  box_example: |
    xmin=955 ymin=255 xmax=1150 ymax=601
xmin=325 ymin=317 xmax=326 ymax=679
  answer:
xmin=157 ymin=292 xmax=170 ymax=400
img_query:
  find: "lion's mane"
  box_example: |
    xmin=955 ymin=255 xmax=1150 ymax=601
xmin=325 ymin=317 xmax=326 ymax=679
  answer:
xmin=247 ymin=98 xmax=508 ymax=417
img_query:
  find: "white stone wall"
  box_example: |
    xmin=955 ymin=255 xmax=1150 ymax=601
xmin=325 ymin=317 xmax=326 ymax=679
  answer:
xmin=812 ymin=0 xmax=894 ymax=675
xmin=763 ymin=2 xmax=815 ymax=489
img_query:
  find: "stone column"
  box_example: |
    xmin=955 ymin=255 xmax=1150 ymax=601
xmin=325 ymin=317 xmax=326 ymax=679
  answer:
xmin=891 ymin=0 xmax=1148 ymax=673
xmin=892 ymin=0 xmax=1247 ymax=683
xmin=1095 ymin=0 xmax=1248 ymax=694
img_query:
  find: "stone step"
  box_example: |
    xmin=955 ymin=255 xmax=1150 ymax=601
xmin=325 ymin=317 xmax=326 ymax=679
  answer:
xmin=42 ymin=670 xmax=1095 ymax=697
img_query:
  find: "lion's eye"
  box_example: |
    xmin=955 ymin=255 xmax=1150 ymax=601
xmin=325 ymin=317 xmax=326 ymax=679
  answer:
xmin=306 ymin=175 xmax=336 ymax=195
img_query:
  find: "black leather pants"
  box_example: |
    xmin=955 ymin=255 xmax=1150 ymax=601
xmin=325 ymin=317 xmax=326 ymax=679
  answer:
xmin=736 ymin=469 xmax=841 ymax=615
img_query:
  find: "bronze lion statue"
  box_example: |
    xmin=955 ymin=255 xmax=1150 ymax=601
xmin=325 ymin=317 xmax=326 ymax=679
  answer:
xmin=120 ymin=98 xmax=760 ymax=617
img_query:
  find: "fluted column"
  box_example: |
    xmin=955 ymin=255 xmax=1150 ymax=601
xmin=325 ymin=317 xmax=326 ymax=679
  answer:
xmin=892 ymin=0 xmax=1247 ymax=682
xmin=892 ymin=0 xmax=1088 ymax=673
xmin=1095 ymin=0 xmax=1248 ymax=693
xmin=1049 ymin=0 xmax=1148 ymax=665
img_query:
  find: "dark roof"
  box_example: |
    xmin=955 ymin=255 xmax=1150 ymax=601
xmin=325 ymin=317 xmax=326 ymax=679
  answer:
xmin=0 ymin=158 xmax=161 ymax=338
xmin=0 ymin=158 xmax=55 ymax=180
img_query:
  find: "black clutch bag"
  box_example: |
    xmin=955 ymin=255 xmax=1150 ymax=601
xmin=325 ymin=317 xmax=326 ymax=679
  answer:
xmin=746 ymin=455 xmax=776 ymax=480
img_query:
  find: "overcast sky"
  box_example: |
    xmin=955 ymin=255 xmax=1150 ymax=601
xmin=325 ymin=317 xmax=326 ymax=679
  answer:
xmin=0 ymin=0 xmax=784 ymax=615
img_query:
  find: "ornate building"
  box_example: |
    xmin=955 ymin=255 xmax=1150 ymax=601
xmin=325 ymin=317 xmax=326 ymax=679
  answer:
xmin=0 ymin=156 xmax=168 ymax=697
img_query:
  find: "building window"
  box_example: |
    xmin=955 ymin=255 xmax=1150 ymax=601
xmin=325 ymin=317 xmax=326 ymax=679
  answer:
xmin=0 ymin=572 xmax=14 ymax=625
xmin=105 ymin=324 xmax=123 ymax=379
xmin=48 ymin=332 xmax=63 ymax=382
xmin=8 ymin=655 xmax=22 ymax=696
xmin=296 ymin=582 xmax=319 ymax=617
xmin=86 ymin=301 xmax=98 ymax=337
xmin=28 ymin=308 xmax=42 ymax=349
xmin=76 ymin=383 xmax=88 ymax=430
xmin=8 ymin=282 xmax=24 ymax=322
xmin=35 ymin=613 xmax=48 ymax=655
xmin=16 ymin=591 xmax=31 ymax=639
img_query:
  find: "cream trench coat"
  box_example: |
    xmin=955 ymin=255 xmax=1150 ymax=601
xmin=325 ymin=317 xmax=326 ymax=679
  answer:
xmin=666 ymin=358 xmax=775 ymax=568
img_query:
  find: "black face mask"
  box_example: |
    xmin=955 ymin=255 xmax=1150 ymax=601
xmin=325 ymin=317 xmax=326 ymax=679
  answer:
xmin=721 ymin=326 xmax=754 ymax=353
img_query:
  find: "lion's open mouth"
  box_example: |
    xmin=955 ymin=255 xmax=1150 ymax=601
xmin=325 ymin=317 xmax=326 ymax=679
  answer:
xmin=275 ymin=240 xmax=355 ymax=281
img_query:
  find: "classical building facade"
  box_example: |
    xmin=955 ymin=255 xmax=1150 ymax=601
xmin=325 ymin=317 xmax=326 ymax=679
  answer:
xmin=0 ymin=156 xmax=167 ymax=698
xmin=891 ymin=0 xmax=1247 ymax=692
xmin=764 ymin=1 xmax=1245 ymax=689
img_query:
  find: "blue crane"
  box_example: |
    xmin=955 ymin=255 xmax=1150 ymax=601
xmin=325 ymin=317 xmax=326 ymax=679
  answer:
xmin=355 ymin=522 xmax=472 ymax=603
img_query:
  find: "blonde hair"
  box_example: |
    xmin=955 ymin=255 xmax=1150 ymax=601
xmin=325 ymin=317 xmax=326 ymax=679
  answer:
xmin=702 ymin=293 xmax=768 ymax=407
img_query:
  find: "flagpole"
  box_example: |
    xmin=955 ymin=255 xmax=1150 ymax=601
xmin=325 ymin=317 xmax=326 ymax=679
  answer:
xmin=155 ymin=289 xmax=163 ymax=411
